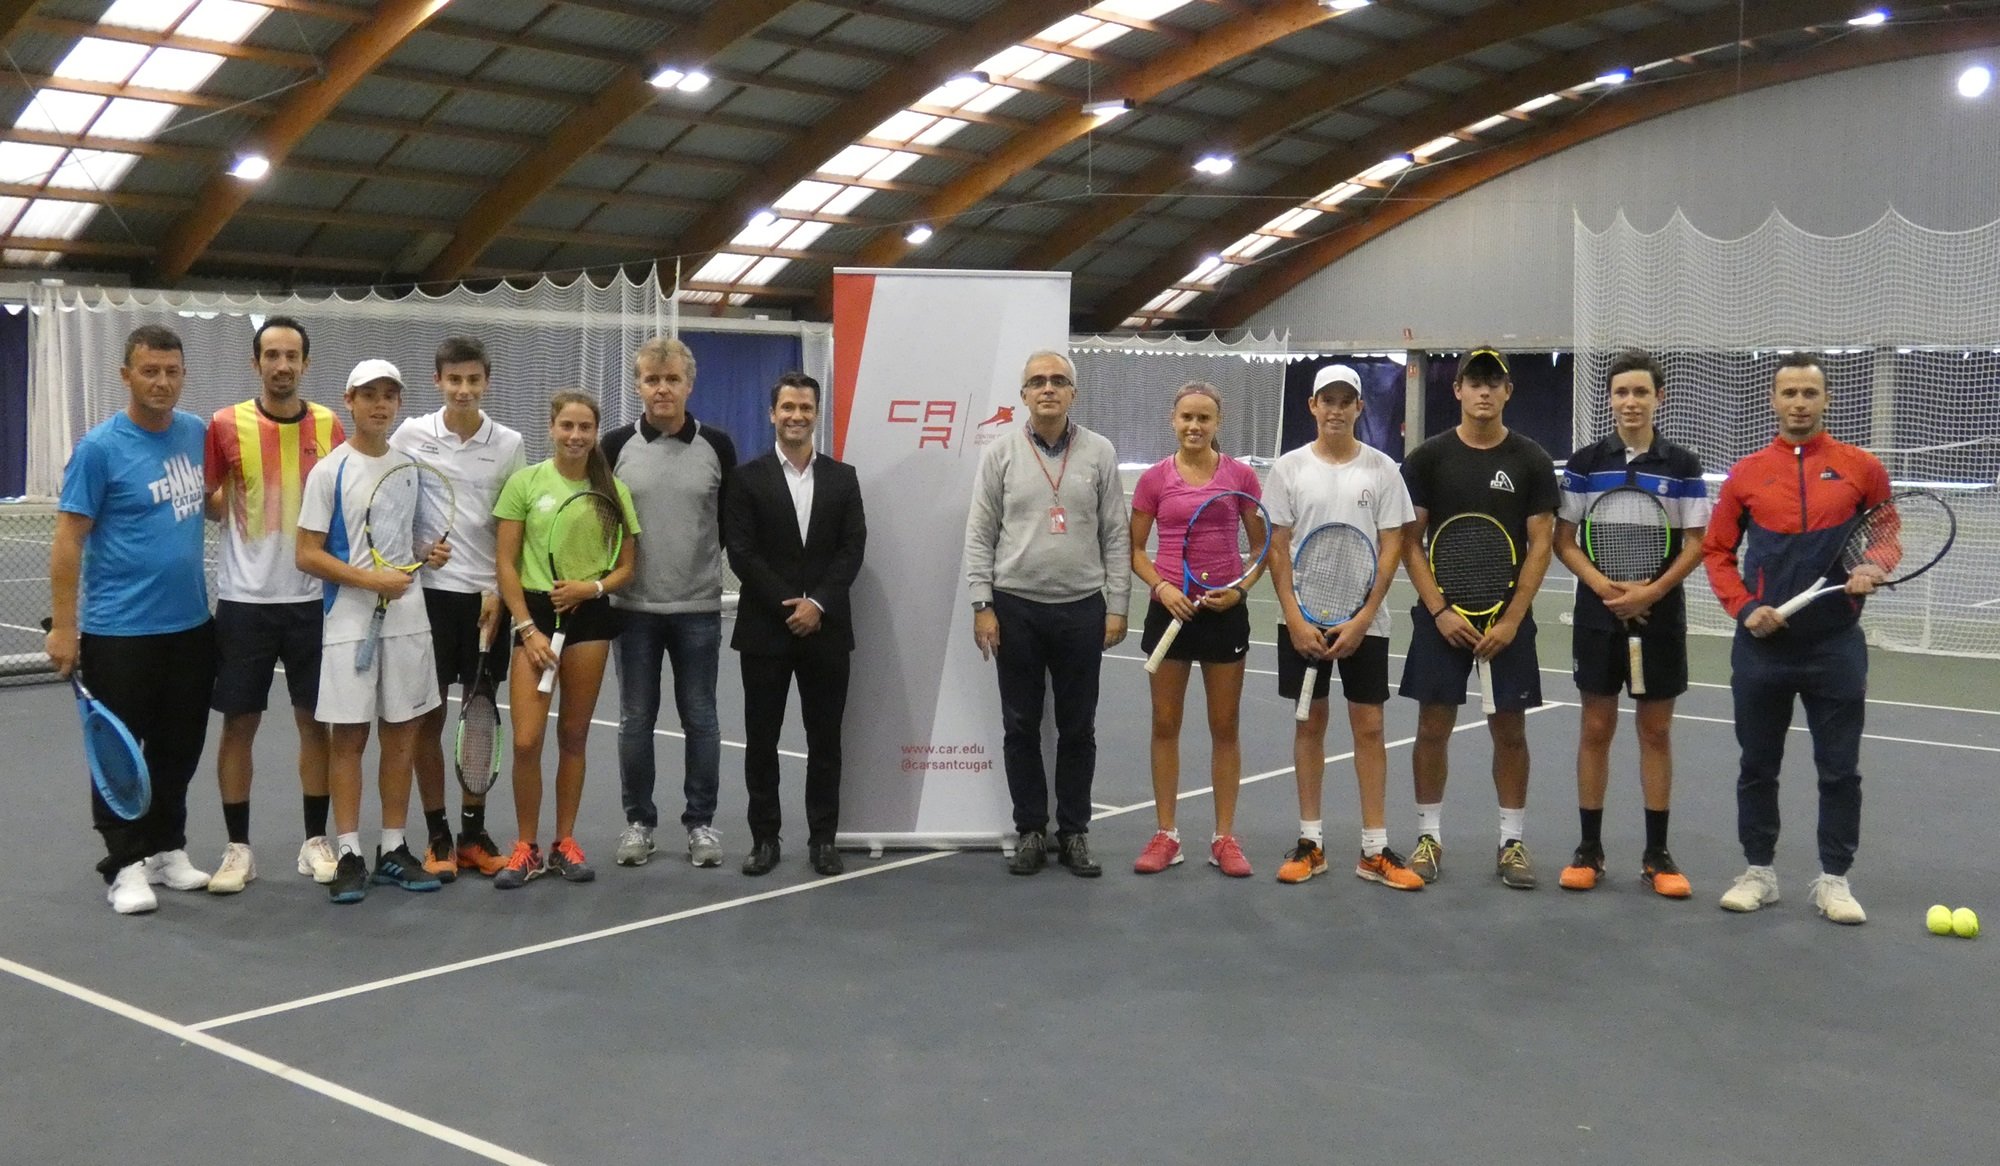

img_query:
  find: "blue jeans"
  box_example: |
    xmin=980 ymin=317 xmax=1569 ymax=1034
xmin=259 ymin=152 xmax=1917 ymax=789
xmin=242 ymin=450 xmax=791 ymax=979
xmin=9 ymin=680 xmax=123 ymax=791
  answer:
xmin=615 ymin=611 xmax=722 ymax=830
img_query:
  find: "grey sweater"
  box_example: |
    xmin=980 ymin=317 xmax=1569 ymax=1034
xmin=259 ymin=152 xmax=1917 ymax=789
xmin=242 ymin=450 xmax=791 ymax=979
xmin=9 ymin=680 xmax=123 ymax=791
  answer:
xmin=603 ymin=414 xmax=737 ymax=615
xmin=964 ymin=423 xmax=1131 ymax=609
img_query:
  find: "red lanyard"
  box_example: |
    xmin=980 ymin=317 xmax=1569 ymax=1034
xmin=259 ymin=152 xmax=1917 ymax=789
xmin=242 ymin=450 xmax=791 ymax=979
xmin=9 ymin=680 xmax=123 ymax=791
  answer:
xmin=1025 ymin=426 xmax=1072 ymax=501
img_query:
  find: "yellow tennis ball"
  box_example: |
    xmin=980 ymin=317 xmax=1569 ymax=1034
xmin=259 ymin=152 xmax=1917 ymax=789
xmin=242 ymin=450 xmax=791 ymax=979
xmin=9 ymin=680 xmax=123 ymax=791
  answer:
xmin=1952 ymin=907 xmax=1980 ymax=939
xmin=1927 ymin=904 xmax=1955 ymax=935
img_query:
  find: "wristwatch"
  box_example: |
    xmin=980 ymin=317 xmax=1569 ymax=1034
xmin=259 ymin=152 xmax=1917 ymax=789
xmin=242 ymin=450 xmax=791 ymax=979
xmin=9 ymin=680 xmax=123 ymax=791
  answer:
xmin=971 ymin=601 xmax=993 ymax=612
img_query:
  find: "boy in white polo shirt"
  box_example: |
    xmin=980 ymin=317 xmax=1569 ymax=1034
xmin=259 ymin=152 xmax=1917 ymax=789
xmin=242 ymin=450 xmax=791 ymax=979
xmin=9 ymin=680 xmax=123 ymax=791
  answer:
xmin=297 ymin=359 xmax=450 ymax=905
xmin=390 ymin=337 xmax=526 ymax=879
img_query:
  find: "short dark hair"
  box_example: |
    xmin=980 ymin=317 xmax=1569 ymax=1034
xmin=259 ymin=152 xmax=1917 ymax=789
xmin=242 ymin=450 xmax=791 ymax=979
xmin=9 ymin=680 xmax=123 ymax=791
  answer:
xmin=770 ymin=371 xmax=820 ymax=408
xmin=1774 ymin=351 xmax=1826 ymax=381
xmin=253 ymin=315 xmax=308 ymax=361
xmin=1606 ymin=349 xmax=1664 ymax=392
xmin=435 ymin=335 xmax=489 ymax=376
xmin=124 ymin=324 xmax=183 ymax=365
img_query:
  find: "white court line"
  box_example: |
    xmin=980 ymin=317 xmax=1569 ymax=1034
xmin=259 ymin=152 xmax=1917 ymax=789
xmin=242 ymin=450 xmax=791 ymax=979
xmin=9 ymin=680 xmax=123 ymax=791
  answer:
xmin=1662 ymin=710 xmax=2000 ymax=754
xmin=0 ymin=619 xmax=47 ymax=635
xmin=1107 ymin=645 xmax=2000 ymax=718
xmin=1091 ymin=702 xmax=1573 ymax=818
xmin=191 ymin=850 xmax=956 ymax=1031
xmin=0 ymin=954 xmax=547 ymax=1166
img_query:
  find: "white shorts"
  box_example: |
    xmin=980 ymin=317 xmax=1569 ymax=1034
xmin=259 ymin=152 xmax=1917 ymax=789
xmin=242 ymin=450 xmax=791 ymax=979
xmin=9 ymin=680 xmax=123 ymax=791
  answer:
xmin=315 ymin=632 xmax=441 ymax=725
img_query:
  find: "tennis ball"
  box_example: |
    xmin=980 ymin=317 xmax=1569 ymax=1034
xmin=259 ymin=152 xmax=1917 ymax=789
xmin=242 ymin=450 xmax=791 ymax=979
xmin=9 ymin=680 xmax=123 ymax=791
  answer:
xmin=1927 ymin=904 xmax=1955 ymax=935
xmin=1953 ymin=907 xmax=1980 ymax=939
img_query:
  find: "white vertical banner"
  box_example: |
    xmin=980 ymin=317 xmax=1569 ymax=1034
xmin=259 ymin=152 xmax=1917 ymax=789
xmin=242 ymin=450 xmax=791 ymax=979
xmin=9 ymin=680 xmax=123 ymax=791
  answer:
xmin=831 ymin=268 xmax=1071 ymax=848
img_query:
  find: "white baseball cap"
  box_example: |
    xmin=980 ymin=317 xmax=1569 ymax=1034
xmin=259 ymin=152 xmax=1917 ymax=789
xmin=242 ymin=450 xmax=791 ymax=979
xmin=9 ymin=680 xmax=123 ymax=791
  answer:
xmin=1310 ymin=363 xmax=1361 ymax=398
xmin=345 ymin=358 xmax=403 ymax=390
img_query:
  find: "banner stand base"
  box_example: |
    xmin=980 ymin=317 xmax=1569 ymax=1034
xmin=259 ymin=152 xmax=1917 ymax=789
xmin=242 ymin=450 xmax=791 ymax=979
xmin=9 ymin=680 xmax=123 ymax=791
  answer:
xmin=834 ymin=832 xmax=1011 ymax=859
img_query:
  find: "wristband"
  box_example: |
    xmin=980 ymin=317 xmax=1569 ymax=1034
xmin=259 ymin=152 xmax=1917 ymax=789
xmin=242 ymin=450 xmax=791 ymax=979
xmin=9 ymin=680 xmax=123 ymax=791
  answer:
xmin=593 ymin=580 xmax=605 ymax=598
xmin=1428 ymin=604 xmax=1446 ymax=619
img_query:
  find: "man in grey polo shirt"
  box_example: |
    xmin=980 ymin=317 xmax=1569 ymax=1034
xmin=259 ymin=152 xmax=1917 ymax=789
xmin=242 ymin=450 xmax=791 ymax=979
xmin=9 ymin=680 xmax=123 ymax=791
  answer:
xmin=604 ymin=336 xmax=737 ymax=869
xmin=964 ymin=349 xmax=1131 ymax=877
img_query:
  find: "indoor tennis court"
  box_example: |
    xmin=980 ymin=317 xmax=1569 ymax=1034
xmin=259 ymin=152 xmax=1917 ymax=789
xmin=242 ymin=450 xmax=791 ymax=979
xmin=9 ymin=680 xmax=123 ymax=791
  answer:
xmin=4 ymin=3 xmax=2000 ymax=1164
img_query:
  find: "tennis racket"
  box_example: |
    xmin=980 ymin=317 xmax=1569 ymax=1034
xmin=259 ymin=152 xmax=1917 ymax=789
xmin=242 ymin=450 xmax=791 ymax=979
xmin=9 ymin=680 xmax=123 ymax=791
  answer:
xmin=1580 ymin=487 xmax=1672 ymax=698
xmin=1144 ymin=488 xmax=1271 ymax=674
xmin=1773 ymin=490 xmax=1957 ymax=618
xmin=355 ymin=460 xmax=455 ymax=672
xmin=536 ymin=488 xmax=626 ymax=694
xmin=1288 ymin=522 xmax=1378 ymax=721
xmin=1427 ymin=513 xmax=1518 ymax=715
xmin=41 ymin=619 xmax=149 ymax=820
xmin=453 ymin=621 xmax=504 ymax=795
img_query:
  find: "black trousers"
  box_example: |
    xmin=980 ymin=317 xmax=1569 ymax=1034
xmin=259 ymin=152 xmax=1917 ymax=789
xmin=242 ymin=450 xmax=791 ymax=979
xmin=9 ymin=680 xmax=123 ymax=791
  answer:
xmin=1731 ymin=624 xmax=1867 ymax=875
xmin=740 ymin=647 xmax=850 ymax=844
xmin=79 ymin=622 xmax=217 ymax=880
xmin=992 ymin=590 xmax=1104 ymax=838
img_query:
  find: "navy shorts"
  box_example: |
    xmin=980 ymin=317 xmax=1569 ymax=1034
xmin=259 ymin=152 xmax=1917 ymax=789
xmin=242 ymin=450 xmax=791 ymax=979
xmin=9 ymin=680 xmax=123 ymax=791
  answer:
xmin=424 ymin=588 xmax=510 ymax=693
xmin=1571 ymin=623 xmax=1688 ymax=700
xmin=1276 ymin=628 xmax=1391 ymax=706
xmin=1138 ymin=597 xmax=1251 ymax=665
xmin=210 ymin=599 xmax=322 ymax=715
xmin=1397 ymin=604 xmax=1542 ymax=711
xmin=521 ymin=591 xmax=620 ymax=646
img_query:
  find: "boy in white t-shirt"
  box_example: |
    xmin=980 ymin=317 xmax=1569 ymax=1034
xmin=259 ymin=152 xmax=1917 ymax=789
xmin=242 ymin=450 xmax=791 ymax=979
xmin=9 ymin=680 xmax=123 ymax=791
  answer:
xmin=1263 ymin=365 xmax=1424 ymax=890
xmin=297 ymin=360 xmax=449 ymax=905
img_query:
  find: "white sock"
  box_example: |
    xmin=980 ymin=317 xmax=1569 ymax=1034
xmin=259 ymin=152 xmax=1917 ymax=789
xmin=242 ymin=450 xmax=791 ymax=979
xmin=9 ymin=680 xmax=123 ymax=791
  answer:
xmin=380 ymin=827 xmax=406 ymax=854
xmin=1161 ymin=828 xmax=1180 ymax=842
xmin=1299 ymin=819 xmax=1323 ymax=844
xmin=337 ymin=832 xmax=362 ymax=858
xmin=1416 ymin=803 xmax=1442 ymax=841
xmin=1499 ymin=807 xmax=1526 ymax=845
xmin=1360 ymin=828 xmax=1388 ymax=858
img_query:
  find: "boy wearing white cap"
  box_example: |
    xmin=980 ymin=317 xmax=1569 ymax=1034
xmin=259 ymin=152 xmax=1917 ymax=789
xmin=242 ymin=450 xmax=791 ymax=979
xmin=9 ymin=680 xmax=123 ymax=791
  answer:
xmin=1263 ymin=364 xmax=1423 ymax=888
xmin=296 ymin=359 xmax=450 ymax=904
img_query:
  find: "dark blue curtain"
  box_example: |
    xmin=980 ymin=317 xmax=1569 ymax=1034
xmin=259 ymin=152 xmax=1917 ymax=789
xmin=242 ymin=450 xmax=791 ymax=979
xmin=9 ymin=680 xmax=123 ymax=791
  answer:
xmin=1425 ymin=351 xmax=1573 ymax=461
xmin=0 ymin=308 xmax=26 ymax=497
xmin=681 ymin=331 xmax=804 ymax=458
xmin=1281 ymin=357 xmax=1408 ymax=460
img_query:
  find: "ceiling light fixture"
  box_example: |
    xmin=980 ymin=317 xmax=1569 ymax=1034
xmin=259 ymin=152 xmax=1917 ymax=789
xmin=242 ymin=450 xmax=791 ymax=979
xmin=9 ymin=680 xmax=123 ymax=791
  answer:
xmin=1959 ymin=64 xmax=1992 ymax=98
xmin=1847 ymin=10 xmax=1889 ymax=26
xmin=650 ymin=66 xmax=711 ymax=92
xmin=229 ymin=154 xmax=270 ymax=181
xmin=905 ymin=224 xmax=934 ymax=245
xmin=1192 ymin=154 xmax=1235 ymax=176
xmin=747 ymin=209 xmax=780 ymax=229
xmin=1594 ymin=69 xmax=1630 ymax=86
xmin=1084 ymin=97 xmax=1134 ymax=120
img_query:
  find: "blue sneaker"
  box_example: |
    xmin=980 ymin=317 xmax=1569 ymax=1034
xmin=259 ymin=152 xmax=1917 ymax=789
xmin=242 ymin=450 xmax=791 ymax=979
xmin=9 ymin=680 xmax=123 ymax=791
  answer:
xmin=328 ymin=852 xmax=368 ymax=905
xmin=372 ymin=844 xmax=443 ymax=892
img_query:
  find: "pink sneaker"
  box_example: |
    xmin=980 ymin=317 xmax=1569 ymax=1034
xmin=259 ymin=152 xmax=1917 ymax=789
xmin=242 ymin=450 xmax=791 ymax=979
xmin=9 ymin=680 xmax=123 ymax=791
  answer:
xmin=1210 ymin=835 xmax=1253 ymax=878
xmin=1133 ymin=830 xmax=1183 ymax=874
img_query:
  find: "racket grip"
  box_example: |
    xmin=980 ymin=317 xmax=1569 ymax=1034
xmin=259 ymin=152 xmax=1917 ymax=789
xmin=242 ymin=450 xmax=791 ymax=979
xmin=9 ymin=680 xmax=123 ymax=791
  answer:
xmin=1772 ymin=588 xmax=1819 ymax=620
xmin=354 ymin=632 xmax=376 ymax=672
xmin=1476 ymin=658 xmax=1496 ymax=716
xmin=1293 ymin=662 xmax=1323 ymax=723
xmin=536 ymin=630 xmax=566 ymax=693
xmin=1144 ymin=618 xmax=1184 ymax=674
xmin=1626 ymin=634 xmax=1647 ymax=697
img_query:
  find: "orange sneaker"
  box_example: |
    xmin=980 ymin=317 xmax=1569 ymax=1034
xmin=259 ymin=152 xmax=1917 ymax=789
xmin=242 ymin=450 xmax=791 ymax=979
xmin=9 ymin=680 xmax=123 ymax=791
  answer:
xmin=456 ymin=829 xmax=509 ymax=877
xmin=1355 ymin=847 xmax=1425 ymax=891
xmin=1642 ymin=847 xmax=1692 ymax=898
xmin=422 ymin=835 xmax=459 ymax=883
xmin=1275 ymin=838 xmax=1326 ymax=884
xmin=1559 ymin=844 xmax=1604 ymax=891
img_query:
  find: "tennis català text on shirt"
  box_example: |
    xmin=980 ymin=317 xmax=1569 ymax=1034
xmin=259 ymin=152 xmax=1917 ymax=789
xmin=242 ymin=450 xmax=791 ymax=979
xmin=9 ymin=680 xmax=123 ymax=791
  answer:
xmin=150 ymin=453 xmax=205 ymax=521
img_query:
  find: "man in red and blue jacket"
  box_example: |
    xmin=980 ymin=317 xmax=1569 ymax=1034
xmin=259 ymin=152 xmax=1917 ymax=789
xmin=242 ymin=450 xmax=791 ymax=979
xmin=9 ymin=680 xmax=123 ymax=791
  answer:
xmin=1703 ymin=353 xmax=1890 ymax=925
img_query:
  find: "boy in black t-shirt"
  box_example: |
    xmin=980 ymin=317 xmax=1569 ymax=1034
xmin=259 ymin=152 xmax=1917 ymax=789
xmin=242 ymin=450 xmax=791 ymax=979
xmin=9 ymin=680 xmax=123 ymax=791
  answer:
xmin=1552 ymin=350 xmax=1709 ymax=899
xmin=1398 ymin=349 xmax=1558 ymax=889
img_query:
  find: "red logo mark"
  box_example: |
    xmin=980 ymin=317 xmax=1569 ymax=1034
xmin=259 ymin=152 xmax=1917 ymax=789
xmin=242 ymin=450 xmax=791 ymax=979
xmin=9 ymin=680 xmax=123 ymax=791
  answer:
xmin=977 ymin=406 xmax=1015 ymax=428
xmin=888 ymin=399 xmax=959 ymax=448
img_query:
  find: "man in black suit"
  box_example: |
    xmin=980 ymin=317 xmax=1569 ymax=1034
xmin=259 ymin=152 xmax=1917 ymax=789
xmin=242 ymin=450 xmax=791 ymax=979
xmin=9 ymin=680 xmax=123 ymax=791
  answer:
xmin=723 ymin=372 xmax=867 ymax=877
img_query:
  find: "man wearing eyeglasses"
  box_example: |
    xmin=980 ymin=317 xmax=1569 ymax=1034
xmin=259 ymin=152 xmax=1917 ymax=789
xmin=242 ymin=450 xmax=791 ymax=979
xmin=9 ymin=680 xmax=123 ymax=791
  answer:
xmin=963 ymin=350 xmax=1131 ymax=878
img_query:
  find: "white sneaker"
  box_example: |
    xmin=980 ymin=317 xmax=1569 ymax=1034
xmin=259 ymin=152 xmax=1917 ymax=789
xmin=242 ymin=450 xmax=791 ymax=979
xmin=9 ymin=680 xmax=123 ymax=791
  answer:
xmin=296 ymin=836 xmax=338 ymax=884
xmin=687 ymin=825 xmax=723 ymax=868
xmin=144 ymin=849 xmax=210 ymax=891
xmin=108 ymin=862 xmax=157 ymax=915
xmin=1808 ymin=873 xmax=1867 ymax=924
xmin=614 ymin=823 xmax=656 ymax=866
xmin=208 ymin=842 xmax=256 ymax=894
xmin=1719 ymin=866 xmax=1780 ymax=912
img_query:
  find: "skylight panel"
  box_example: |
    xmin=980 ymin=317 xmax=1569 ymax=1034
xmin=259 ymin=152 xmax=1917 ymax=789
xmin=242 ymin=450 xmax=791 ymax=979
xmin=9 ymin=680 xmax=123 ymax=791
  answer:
xmin=1071 ymin=23 xmax=1129 ymax=52
xmin=13 ymin=91 xmax=106 ymax=136
xmin=100 ymin=0 xmax=196 ymax=33
xmin=52 ymin=38 xmax=150 ymax=84
xmin=1038 ymin=16 xmax=1099 ymax=44
xmin=46 ymin=150 xmax=139 ymax=191
xmin=129 ymin=47 xmax=226 ymax=92
xmin=177 ymin=0 xmax=269 ymax=44
xmin=731 ymin=213 xmax=794 ymax=249
xmin=741 ymin=256 xmax=789 ymax=286
xmin=0 ymin=143 xmax=68 ymax=186
xmin=781 ymin=220 xmax=831 ymax=250
xmin=90 ymin=99 xmax=178 ymax=141
xmin=822 ymin=186 xmax=872 ymax=216
xmin=691 ymin=253 xmax=756 ymax=284
xmin=912 ymin=118 xmax=964 ymax=147
xmin=870 ymin=111 xmax=934 ymax=142
xmin=863 ymin=152 xmax=920 ymax=183
xmin=773 ymin=181 xmax=842 ymax=213
xmin=819 ymin=145 xmax=889 ymax=178
xmin=14 ymin=198 xmax=96 ymax=239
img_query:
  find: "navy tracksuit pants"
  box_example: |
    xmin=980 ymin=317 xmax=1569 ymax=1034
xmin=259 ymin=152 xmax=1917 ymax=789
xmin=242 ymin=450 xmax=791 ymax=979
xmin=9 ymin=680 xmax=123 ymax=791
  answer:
xmin=1729 ymin=624 xmax=1867 ymax=875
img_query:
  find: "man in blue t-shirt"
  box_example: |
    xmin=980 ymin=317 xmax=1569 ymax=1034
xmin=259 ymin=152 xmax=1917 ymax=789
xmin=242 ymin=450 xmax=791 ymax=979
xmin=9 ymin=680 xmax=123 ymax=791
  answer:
xmin=46 ymin=324 xmax=219 ymax=915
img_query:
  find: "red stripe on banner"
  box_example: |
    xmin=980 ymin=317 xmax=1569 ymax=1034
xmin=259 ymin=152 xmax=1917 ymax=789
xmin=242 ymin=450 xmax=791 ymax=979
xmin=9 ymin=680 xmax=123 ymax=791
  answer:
xmin=830 ymin=272 xmax=876 ymax=461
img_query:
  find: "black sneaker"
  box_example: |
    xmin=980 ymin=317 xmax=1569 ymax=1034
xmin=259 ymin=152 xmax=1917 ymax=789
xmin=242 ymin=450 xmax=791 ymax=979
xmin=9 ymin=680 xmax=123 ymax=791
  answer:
xmin=1056 ymin=833 xmax=1101 ymax=878
xmin=373 ymin=844 xmax=443 ymax=892
xmin=1009 ymin=831 xmax=1048 ymax=875
xmin=328 ymin=852 xmax=368 ymax=905
xmin=809 ymin=841 xmax=844 ymax=876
